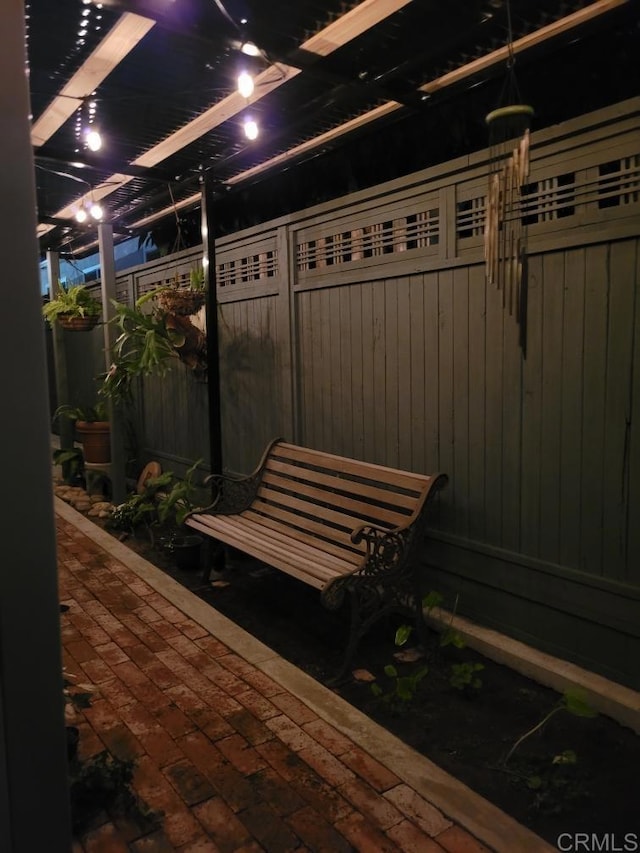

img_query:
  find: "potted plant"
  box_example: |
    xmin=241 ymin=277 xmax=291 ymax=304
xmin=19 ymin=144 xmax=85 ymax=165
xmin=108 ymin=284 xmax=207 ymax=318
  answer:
xmin=107 ymin=460 xmax=206 ymax=567
xmin=54 ymin=402 xmax=110 ymax=463
xmin=43 ymin=284 xmax=102 ymax=331
xmin=155 ymin=267 xmax=206 ymax=316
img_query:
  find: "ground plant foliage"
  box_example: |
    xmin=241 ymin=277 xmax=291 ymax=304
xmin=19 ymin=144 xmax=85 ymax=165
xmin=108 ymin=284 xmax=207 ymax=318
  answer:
xmin=101 ymin=524 xmax=639 ymax=847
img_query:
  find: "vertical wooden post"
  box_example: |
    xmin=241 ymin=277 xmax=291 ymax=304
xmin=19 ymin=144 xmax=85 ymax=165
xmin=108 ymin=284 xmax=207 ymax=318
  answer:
xmin=201 ymin=172 xmax=223 ymax=478
xmin=47 ymin=250 xmax=74 ymax=451
xmin=0 ymin=2 xmax=72 ymax=850
xmin=98 ymin=222 xmax=127 ymax=503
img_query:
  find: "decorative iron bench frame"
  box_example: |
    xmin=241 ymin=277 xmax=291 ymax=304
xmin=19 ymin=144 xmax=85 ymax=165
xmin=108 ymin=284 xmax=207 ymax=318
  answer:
xmin=186 ymin=439 xmax=448 ymax=678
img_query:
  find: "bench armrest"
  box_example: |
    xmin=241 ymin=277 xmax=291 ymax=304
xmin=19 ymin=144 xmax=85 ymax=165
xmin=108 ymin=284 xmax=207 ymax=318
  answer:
xmin=201 ymin=471 xmax=262 ymax=515
xmin=351 ymin=523 xmax=411 ymax=565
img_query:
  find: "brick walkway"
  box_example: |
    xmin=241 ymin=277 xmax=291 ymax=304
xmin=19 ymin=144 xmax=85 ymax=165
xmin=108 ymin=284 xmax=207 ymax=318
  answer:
xmin=56 ymin=503 xmax=551 ymax=852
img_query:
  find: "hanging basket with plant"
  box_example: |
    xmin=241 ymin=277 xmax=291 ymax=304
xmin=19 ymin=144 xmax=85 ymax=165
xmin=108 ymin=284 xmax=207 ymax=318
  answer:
xmin=43 ymin=284 xmax=102 ymax=331
xmin=154 ymin=268 xmax=206 ymax=316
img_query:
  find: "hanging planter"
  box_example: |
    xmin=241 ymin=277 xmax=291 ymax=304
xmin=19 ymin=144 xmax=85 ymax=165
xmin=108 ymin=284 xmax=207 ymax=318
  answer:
xmin=155 ymin=268 xmax=206 ymax=316
xmin=155 ymin=288 xmax=205 ymax=316
xmin=43 ymin=284 xmax=102 ymax=331
xmin=58 ymin=313 xmax=100 ymax=332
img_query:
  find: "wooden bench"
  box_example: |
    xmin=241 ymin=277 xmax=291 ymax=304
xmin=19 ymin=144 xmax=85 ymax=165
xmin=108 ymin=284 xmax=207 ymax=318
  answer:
xmin=186 ymin=439 xmax=448 ymax=677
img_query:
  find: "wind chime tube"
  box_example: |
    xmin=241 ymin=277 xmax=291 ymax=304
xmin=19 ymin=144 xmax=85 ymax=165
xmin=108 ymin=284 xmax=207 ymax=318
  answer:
xmin=484 ymin=105 xmax=533 ymax=323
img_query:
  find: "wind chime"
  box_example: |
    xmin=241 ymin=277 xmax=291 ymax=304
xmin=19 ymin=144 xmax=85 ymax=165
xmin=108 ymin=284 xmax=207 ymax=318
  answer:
xmin=484 ymin=0 xmax=533 ymax=354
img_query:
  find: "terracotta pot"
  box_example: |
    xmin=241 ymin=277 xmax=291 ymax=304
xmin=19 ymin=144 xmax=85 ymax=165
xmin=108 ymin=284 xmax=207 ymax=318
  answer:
xmin=59 ymin=314 xmax=99 ymax=331
xmin=76 ymin=420 xmax=111 ymax=463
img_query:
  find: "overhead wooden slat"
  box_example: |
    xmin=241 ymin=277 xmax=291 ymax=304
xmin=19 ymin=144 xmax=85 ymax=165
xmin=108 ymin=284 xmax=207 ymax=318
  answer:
xmin=264 ymin=458 xmax=420 ymax=510
xmin=31 ymin=13 xmax=156 ymax=148
xmin=38 ymin=0 xmax=411 ymax=230
xmin=261 ymin=470 xmax=413 ymax=528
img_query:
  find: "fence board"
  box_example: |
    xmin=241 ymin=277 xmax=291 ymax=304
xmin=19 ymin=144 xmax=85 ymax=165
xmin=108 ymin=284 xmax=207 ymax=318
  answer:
xmin=453 ymin=266 xmax=470 ymax=538
xmin=628 ymin=241 xmax=640 ymax=583
xmin=538 ymin=252 xmax=565 ymax=564
xmin=438 ymin=269 xmax=454 ymax=533
xmin=484 ymin=267 xmax=505 ymax=545
xmin=559 ymin=247 xmax=586 ymax=569
xmin=520 ymin=254 xmax=543 ymax=557
xmin=467 ymin=264 xmax=486 ymax=542
xmin=580 ymin=244 xmax=609 ymax=575
xmin=349 ymin=285 xmax=365 ymax=460
xmin=372 ymin=279 xmax=387 ymax=464
xmin=385 ymin=279 xmax=400 ymax=466
xmin=408 ymin=275 xmax=426 ymax=474
xmin=501 ymin=286 xmax=522 ymax=553
xmin=602 ymin=240 xmax=636 ymax=580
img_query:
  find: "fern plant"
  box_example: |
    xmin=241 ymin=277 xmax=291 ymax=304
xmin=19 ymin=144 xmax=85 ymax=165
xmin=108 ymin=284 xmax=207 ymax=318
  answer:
xmin=42 ymin=284 xmax=102 ymax=327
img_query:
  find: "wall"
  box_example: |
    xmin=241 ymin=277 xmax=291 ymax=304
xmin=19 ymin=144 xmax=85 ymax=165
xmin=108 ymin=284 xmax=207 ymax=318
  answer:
xmin=65 ymin=97 xmax=640 ymax=688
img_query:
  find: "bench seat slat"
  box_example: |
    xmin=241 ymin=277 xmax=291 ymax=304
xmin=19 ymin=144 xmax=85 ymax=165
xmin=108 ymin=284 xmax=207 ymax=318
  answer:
xmin=208 ymin=517 xmax=350 ymax=579
xmin=260 ymin=470 xmax=414 ymax=528
xmin=242 ymin=498 xmax=364 ymax=552
xmin=243 ymin=509 xmax=363 ymax=565
xmin=187 ymin=514 xmax=355 ymax=589
xmin=255 ymin=485 xmax=397 ymax=537
xmin=273 ymin=442 xmax=432 ymax=493
xmin=265 ymin=458 xmax=421 ymax=511
xmin=220 ymin=513 xmax=362 ymax=572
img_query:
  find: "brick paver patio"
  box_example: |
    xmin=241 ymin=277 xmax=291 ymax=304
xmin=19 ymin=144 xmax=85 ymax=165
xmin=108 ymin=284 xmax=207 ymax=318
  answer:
xmin=56 ymin=501 xmax=551 ymax=852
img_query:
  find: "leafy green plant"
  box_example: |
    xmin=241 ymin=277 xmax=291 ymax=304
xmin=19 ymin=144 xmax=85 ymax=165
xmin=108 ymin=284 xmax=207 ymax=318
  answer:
xmin=450 ymin=661 xmax=484 ymax=693
xmin=101 ymin=291 xmax=184 ymax=403
xmin=108 ymin=459 xmax=205 ymax=543
xmin=394 ymin=590 xmax=466 ymax=652
xmin=53 ymin=446 xmax=84 ymax=484
xmin=42 ymin=284 xmax=102 ymax=326
xmin=506 ymin=750 xmax=590 ymax=817
xmin=54 ymin=401 xmax=109 ymax=424
xmin=503 ymin=688 xmax=597 ymax=766
xmin=371 ymin=662 xmax=429 ymax=710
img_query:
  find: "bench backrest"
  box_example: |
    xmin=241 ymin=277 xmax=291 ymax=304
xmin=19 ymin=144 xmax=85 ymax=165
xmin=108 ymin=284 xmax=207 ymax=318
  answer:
xmin=249 ymin=441 xmax=445 ymax=562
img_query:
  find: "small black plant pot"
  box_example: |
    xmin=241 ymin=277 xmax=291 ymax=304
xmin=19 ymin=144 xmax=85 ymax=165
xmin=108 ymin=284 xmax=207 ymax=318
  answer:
xmin=164 ymin=534 xmax=203 ymax=571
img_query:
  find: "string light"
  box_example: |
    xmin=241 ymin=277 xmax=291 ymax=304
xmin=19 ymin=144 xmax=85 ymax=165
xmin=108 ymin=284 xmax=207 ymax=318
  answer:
xmin=240 ymin=41 xmax=260 ymax=57
xmin=243 ymin=118 xmax=259 ymax=140
xmin=75 ymin=200 xmax=104 ymax=223
xmin=237 ymin=71 xmax=254 ymax=99
xmin=85 ymin=128 xmax=102 ymax=151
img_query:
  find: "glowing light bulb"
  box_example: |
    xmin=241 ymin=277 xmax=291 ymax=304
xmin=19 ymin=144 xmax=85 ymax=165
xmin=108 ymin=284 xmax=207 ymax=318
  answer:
xmin=89 ymin=203 xmax=103 ymax=220
xmin=237 ymin=71 xmax=254 ymax=99
xmin=85 ymin=129 xmax=102 ymax=151
xmin=75 ymin=208 xmax=88 ymax=223
xmin=243 ymin=118 xmax=258 ymax=141
xmin=240 ymin=41 xmax=259 ymax=57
